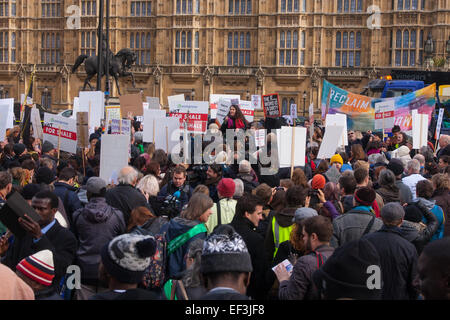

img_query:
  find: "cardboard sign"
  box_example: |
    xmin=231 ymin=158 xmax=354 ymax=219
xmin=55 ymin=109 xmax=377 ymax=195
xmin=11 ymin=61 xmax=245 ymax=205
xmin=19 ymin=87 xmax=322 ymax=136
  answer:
xmin=43 ymin=113 xmax=77 ymax=154
xmin=216 ymin=99 xmax=232 ymax=125
xmin=77 ymin=112 xmax=89 ymax=148
xmin=262 ymin=94 xmax=281 ymax=118
xmin=239 ymin=100 xmax=255 ymax=123
xmin=100 ymin=134 xmax=130 ymax=185
xmin=31 ymin=107 xmax=43 ymax=140
xmin=169 ymin=101 xmax=209 ymax=134
xmin=143 ymin=109 xmax=169 ymax=143
xmin=317 ymin=126 xmax=345 ymax=159
xmin=210 ymin=94 xmax=240 ymax=119
xmin=374 ymin=100 xmax=395 ymax=132
xmin=149 ymin=117 xmax=181 ymax=153
xmin=111 ymin=119 xmax=131 ymax=136
xmin=119 ymin=94 xmax=143 ymax=116
xmin=0 ymin=98 xmax=14 ymax=129
xmin=146 ymin=97 xmax=160 ymax=109
xmin=168 ymin=94 xmax=185 ymax=107
xmin=251 ymin=95 xmax=261 ymax=110
xmin=276 ymin=126 xmax=306 ymax=168
xmin=412 ymin=113 xmax=428 ymax=150
xmin=79 ymin=91 xmax=104 ymax=135
xmin=326 ymin=113 xmax=348 ymax=146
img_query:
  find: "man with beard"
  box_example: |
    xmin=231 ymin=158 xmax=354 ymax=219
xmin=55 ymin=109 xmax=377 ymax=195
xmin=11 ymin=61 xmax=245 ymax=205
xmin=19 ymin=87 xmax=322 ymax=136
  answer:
xmin=204 ymin=164 xmax=223 ymax=203
xmin=274 ymin=216 xmax=334 ymax=300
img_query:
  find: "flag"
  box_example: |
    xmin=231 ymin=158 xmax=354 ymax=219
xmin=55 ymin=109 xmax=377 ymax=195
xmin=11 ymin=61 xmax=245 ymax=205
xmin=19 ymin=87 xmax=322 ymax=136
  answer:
xmin=20 ymin=65 xmax=36 ymax=145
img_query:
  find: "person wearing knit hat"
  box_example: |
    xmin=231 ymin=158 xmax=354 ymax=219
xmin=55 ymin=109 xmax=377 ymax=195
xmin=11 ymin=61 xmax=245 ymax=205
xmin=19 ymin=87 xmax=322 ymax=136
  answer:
xmin=312 ymin=239 xmax=382 ymax=300
xmin=330 ymin=154 xmax=344 ymax=168
xmin=91 ymin=234 xmax=159 ymax=300
xmin=311 ymin=174 xmax=326 ymax=190
xmin=35 ymin=166 xmax=56 ymax=185
xmin=386 ymin=159 xmax=413 ymax=205
xmin=205 ymin=178 xmax=237 ymax=234
xmin=200 ymin=225 xmax=252 ymax=300
xmin=330 ymin=186 xmax=383 ymax=248
xmin=237 ymin=160 xmax=259 ymax=194
xmin=15 ymin=250 xmax=61 ymax=300
xmin=41 ymin=141 xmax=55 ymax=154
xmin=13 ymin=143 xmax=27 ymax=157
xmin=325 ymin=155 xmax=343 ymax=184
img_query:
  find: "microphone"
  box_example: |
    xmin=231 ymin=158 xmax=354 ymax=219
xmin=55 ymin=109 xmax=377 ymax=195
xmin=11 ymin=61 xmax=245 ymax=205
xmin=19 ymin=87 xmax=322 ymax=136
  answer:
xmin=173 ymin=190 xmax=181 ymax=199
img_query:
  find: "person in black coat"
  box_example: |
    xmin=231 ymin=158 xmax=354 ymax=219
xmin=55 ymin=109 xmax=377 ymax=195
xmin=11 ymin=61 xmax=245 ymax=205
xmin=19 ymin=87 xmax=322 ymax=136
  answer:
xmin=53 ymin=167 xmax=83 ymax=225
xmin=363 ymin=202 xmax=419 ymax=300
xmin=105 ymin=166 xmax=152 ymax=224
xmin=0 ymin=191 xmax=77 ymax=290
xmin=229 ymin=194 xmax=274 ymax=300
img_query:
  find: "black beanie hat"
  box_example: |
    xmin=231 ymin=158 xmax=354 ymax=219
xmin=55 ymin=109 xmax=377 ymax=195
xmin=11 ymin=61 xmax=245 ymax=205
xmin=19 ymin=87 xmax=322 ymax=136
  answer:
xmin=312 ymin=239 xmax=382 ymax=300
xmin=354 ymin=187 xmax=376 ymax=206
xmin=101 ymin=234 xmax=156 ymax=284
xmin=42 ymin=141 xmax=55 ymax=154
xmin=21 ymin=184 xmax=42 ymax=200
xmin=89 ymin=133 xmax=101 ymax=143
xmin=35 ymin=167 xmax=56 ymax=185
xmin=404 ymin=203 xmax=424 ymax=223
xmin=387 ymin=159 xmax=404 ymax=177
xmin=13 ymin=143 xmax=26 ymax=156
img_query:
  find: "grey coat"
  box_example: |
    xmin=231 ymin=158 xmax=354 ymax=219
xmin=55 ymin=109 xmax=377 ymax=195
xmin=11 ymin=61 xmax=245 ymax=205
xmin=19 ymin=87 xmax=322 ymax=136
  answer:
xmin=330 ymin=208 xmax=383 ymax=248
xmin=395 ymin=180 xmax=413 ymax=205
xmin=278 ymin=245 xmax=334 ymax=300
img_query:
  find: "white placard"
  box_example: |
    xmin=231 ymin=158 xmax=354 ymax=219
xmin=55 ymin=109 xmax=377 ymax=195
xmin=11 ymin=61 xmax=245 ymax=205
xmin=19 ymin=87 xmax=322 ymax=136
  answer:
xmin=290 ymin=104 xmax=298 ymax=119
xmin=143 ymin=109 xmax=169 ymax=143
xmin=318 ymin=126 xmax=345 ymax=160
xmin=326 ymin=113 xmax=348 ymax=146
xmin=216 ymin=99 xmax=232 ymax=125
xmin=31 ymin=107 xmax=43 ymax=140
xmin=255 ymin=129 xmax=266 ymax=147
xmin=168 ymin=101 xmax=209 ymax=134
xmin=167 ymin=94 xmax=185 ymax=107
xmin=435 ymin=108 xmax=444 ymax=141
xmin=251 ymin=95 xmax=261 ymax=110
xmin=210 ymin=94 xmax=240 ymax=119
xmin=111 ymin=119 xmax=131 ymax=136
xmin=0 ymin=112 xmax=7 ymax=142
xmin=276 ymin=126 xmax=307 ymax=168
xmin=146 ymin=97 xmax=160 ymax=109
xmin=43 ymin=113 xmax=77 ymax=154
xmin=239 ymin=100 xmax=255 ymax=123
xmin=309 ymin=103 xmax=314 ymax=139
xmin=413 ymin=113 xmax=428 ymax=150
xmin=374 ymin=99 xmax=395 ymax=131
xmin=79 ymin=91 xmax=105 ymax=134
xmin=100 ymin=134 xmax=130 ymax=185
xmin=154 ymin=117 xmax=181 ymax=153
xmin=0 ymin=98 xmax=14 ymax=129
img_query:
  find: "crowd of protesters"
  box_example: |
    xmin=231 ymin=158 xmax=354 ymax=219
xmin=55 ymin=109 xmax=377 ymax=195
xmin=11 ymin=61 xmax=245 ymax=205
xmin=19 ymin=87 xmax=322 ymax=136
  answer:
xmin=0 ymin=104 xmax=449 ymax=301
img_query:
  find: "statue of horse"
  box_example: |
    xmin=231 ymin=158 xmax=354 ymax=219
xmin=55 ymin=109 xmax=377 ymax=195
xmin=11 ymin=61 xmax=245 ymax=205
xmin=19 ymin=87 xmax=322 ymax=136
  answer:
xmin=71 ymin=48 xmax=137 ymax=96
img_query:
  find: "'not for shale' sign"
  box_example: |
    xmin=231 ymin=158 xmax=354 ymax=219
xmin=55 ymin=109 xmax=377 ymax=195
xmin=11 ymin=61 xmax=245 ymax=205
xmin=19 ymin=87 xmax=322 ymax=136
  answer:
xmin=43 ymin=113 xmax=77 ymax=154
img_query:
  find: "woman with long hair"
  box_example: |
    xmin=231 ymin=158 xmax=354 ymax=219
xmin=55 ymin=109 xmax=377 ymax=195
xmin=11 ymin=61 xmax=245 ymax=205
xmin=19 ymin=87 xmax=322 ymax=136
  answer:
xmin=350 ymin=144 xmax=367 ymax=164
xmin=220 ymin=105 xmax=248 ymax=134
xmin=376 ymin=169 xmax=400 ymax=204
xmin=292 ymin=168 xmax=309 ymax=189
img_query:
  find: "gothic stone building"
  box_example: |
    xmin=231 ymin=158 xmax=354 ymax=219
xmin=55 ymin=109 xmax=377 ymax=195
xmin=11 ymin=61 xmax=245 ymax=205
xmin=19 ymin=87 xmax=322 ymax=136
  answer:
xmin=0 ymin=0 xmax=449 ymax=117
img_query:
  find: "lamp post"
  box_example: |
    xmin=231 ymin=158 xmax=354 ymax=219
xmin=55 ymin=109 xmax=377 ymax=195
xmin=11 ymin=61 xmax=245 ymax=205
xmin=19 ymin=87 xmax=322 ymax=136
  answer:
xmin=96 ymin=0 xmax=104 ymax=91
xmin=246 ymin=90 xmax=250 ymax=101
xmin=191 ymin=88 xmax=195 ymax=101
xmin=303 ymin=91 xmax=307 ymax=117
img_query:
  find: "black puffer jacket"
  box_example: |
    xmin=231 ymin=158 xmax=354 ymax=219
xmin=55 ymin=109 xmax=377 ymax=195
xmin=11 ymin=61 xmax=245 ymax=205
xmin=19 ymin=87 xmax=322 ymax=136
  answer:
xmin=73 ymin=197 xmax=126 ymax=282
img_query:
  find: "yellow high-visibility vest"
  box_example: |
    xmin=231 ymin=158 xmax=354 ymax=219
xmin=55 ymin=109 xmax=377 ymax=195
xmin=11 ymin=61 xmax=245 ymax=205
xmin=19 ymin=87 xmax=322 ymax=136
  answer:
xmin=272 ymin=217 xmax=294 ymax=258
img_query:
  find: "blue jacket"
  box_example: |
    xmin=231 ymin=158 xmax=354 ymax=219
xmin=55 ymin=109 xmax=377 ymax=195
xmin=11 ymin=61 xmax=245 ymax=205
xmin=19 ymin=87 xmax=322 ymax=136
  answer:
xmin=157 ymin=182 xmax=192 ymax=214
xmin=159 ymin=217 xmax=207 ymax=279
xmin=53 ymin=182 xmax=83 ymax=223
xmin=419 ymin=198 xmax=445 ymax=241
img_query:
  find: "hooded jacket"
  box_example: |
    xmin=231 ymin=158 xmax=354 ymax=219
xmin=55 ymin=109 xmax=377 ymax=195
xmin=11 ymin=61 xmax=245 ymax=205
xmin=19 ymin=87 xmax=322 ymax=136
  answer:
xmin=53 ymin=181 xmax=83 ymax=223
xmin=324 ymin=166 xmax=342 ymax=184
xmin=264 ymin=207 xmax=297 ymax=263
xmin=431 ymin=189 xmax=450 ymax=236
xmin=376 ymin=186 xmax=401 ymax=204
xmin=416 ymin=197 xmax=445 ymax=241
xmin=72 ymin=197 xmax=126 ymax=282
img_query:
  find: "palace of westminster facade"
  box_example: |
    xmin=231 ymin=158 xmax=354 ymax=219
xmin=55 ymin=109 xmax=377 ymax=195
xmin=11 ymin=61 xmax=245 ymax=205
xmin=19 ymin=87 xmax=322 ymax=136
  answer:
xmin=0 ymin=0 xmax=449 ymax=116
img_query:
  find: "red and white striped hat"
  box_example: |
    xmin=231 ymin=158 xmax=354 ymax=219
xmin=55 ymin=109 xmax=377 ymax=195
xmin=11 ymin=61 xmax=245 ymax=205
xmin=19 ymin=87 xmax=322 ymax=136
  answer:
xmin=16 ymin=250 xmax=55 ymax=287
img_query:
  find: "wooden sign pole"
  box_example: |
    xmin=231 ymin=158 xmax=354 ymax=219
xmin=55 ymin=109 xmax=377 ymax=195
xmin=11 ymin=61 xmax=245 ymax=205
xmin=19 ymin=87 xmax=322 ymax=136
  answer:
xmin=165 ymin=126 xmax=169 ymax=154
xmin=57 ymin=125 xmax=62 ymax=166
xmin=290 ymin=126 xmax=296 ymax=179
xmin=419 ymin=114 xmax=424 ymax=149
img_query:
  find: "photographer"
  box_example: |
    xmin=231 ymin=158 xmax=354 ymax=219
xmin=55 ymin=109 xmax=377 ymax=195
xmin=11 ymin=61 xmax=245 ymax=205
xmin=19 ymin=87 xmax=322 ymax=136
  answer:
xmin=157 ymin=165 xmax=193 ymax=218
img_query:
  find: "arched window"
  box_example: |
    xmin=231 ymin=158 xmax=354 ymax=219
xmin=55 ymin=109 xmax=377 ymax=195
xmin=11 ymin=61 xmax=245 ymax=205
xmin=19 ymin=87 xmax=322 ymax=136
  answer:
xmin=356 ymin=32 xmax=361 ymax=48
xmin=396 ymin=30 xmax=402 ymax=48
xmin=286 ymin=31 xmax=291 ymax=49
xmin=403 ymin=30 xmax=409 ymax=48
xmin=282 ymin=98 xmax=288 ymax=115
xmin=280 ymin=31 xmax=285 ymax=48
xmin=337 ymin=0 xmax=342 ymax=12
xmin=398 ymin=0 xmax=403 ymax=10
xmin=343 ymin=32 xmax=348 ymax=49
xmin=228 ymin=32 xmax=232 ymax=48
xmin=410 ymin=30 xmax=416 ymax=48
xmin=349 ymin=32 xmax=355 ymax=49
xmin=336 ymin=32 xmax=341 ymax=48
xmin=293 ymin=31 xmax=298 ymax=48
xmin=281 ymin=0 xmax=286 ymax=12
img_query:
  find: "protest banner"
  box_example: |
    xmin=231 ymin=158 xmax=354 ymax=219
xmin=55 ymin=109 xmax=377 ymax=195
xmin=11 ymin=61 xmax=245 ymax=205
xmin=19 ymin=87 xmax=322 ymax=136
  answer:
xmin=150 ymin=117 xmax=181 ymax=153
xmin=105 ymin=106 xmax=121 ymax=123
xmin=374 ymin=99 xmax=395 ymax=137
xmin=251 ymin=95 xmax=261 ymax=110
xmin=76 ymin=112 xmax=89 ymax=149
xmin=317 ymin=126 xmax=345 ymax=160
xmin=0 ymin=98 xmax=14 ymax=129
xmin=435 ymin=108 xmax=445 ymax=149
xmin=30 ymin=107 xmax=43 ymax=140
xmin=119 ymin=93 xmax=143 ymax=117
xmin=290 ymin=104 xmax=297 ymax=120
xmin=412 ymin=113 xmax=428 ymax=150
xmin=325 ymin=113 xmax=348 ymax=147
xmin=276 ymin=126 xmax=306 ymax=169
xmin=210 ymin=94 xmax=240 ymax=119
xmin=111 ymin=119 xmax=131 ymax=136
xmin=143 ymin=109 xmax=168 ymax=143
xmin=43 ymin=113 xmax=77 ymax=154
xmin=215 ymin=99 xmax=232 ymax=125
xmin=79 ymin=91 xmax=104 ymax=134
xmin=321 ymin=80 xmax=374 ymax=131
xmin=239 ymin=100 xmax=255 ymax=123
xmin=169 ymin=101 xmax=209 ymax=133
xmin=262 ymin=94 xmax=281 ymax=118
xmin=100 ymin=134 xmax=130 ymax=185
xmin=146 ymin=97 xmax=160 ymax=109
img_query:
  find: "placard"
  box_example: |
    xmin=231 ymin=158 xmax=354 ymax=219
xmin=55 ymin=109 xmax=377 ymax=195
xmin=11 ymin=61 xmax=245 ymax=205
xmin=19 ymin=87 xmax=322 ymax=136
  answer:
xmin=412 ymin=113 xmax=428 ymax=150
xmin=43 ymin=113 xmax=77 ymax=154
xmin=276 ymin=126 xmax=307 ymax=168
xmin=77 ymin=112 xmax=89 ymax=148
xmin=152 ymin=117 xmax=181 ymax=153
xmin=216 ymin=99 xmax=232 ymax=125
xmin=119 ymin=93 xmax=143 ymax=116
xmin=317 ymin=126 xmax=345 ymax=160
xmin=210 ymin=94 xmax=240 ymax=119
xmin=0 ymin=98 xmax=14 ymax=129
xmin=169 ymin=101 xmax=209 ymax=133
xmin=325 ymin=113 xmax=348 ymax=146
xmin=435 ymin=108 xmax=445 ymax=141
xmin=251 ymin=95 xmax=261 ymax=110
xmin=143 ymin=109 xmax=169 ymax=143
xmin=0 ymin=111 xmax=7 ymax=142
xmin=262 ymin=94 xmax=281 ymax=118
xmin=111 ymin=119 xmax=131 ymax=136
xmin=100 ymin=134 xmax=130 ymax=185
xmin=374 ymin=99 xmax=395 ymax=132
xmin=255 ymin=129 xmax=266 ymax=147
xmin=146 ymin=97 xmax=160 ymax=109
xmin=79 ymin=91 xmax=105 ymax=134
xmin=31 ymin=107 xmax=43 ymax=140
xmin=105 ymin=106 xmax=121 ymax=123
xmin=290 ymin=104 xmax=298 ymax=120
xmin=239 ymin=100 xmax=255 ymax=123
xmin=168 ymin=94 xmax=185 ymax=107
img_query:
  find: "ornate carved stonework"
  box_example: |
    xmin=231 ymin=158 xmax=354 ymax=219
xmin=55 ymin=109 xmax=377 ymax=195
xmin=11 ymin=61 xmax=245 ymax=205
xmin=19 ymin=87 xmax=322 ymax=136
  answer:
xmin=203 ymin=66 xmax=214 ymax=85
xmin=368 ymin=64 xmax=378 ymax=80
xmin=17 ymin=64 xmax=26 ymax=82
xmin=60 ymin=64 xmax=70 ymax=83
xmin=153 ymin=65 xmax=162 ymax=85
xmin=255 ymin=66 xmax=265 ymax=88
xmin=310 ymin=64 xmax=323 ymax=88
